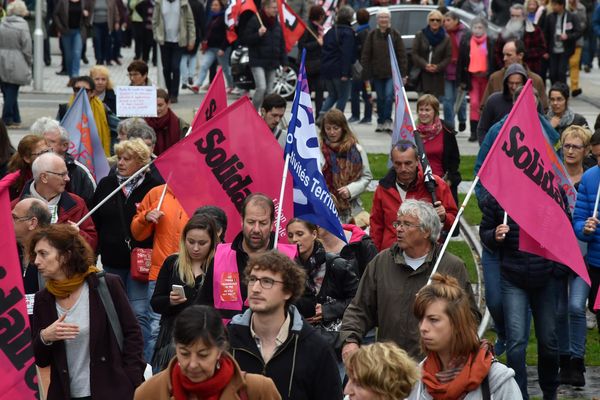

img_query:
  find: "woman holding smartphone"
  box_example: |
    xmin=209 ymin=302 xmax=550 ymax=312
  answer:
xmin=150 ymin=214 xmax=220 ymax=372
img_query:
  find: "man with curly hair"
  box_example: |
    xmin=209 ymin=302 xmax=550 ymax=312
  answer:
xmin=228 ymin=251 xmax=343 ymax=400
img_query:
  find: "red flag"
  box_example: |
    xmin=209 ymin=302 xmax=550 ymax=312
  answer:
xmin=0 ymin=171 xmax=39 ymax=399
xmin=190 ymin=67 xmax=228 ymax=129
xmin=477 ymin=80 xmax=590 ymax=285
xmin=154 ymin=96 xmax=294 ymax=242
xmin=277 ymin=0 xmax=307 ymax=53
xmin=225 ymin=0 xmax=258 ymax=43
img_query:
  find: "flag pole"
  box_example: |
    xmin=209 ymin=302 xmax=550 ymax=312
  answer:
xmin=593 ymin=180 xmax=600 ymax=217
xmin=427 ymin=176 xmax=480 ymax=285
xmin=255 ymin=11 xmax=265 ymax=28
xmin=273 ymin=152 xmax=291 ymax=247
xmin=305 ymin=25 xmax=320 ymax=42
xmin=76 ymin=160 xmax=155 ymax=226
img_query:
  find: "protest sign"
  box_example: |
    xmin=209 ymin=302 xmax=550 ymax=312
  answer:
xmin=116 ymin=86 xmax=157 ymax=117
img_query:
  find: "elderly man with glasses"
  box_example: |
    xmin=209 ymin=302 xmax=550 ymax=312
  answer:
xmin=11 ymin=152 xmax=97 ymax=250
xmin=340 ymin=199 xmax=476 ymax=361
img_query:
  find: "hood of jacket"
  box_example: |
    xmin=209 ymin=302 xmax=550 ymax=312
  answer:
xmin=502 ymin=63 xmax=528 ymax=98
xmin=342 ymin=224 xmax=367 ymax=244
xmin=230 ymin=304 xmax=305 ymax=333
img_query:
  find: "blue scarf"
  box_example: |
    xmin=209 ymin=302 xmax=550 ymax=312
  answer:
xmin=423 ymin=26 xmax=446 ymax=47
xmin=355 ymin=23 xmax=370 ymax=34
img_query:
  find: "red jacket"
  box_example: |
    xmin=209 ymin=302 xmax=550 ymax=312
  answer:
xmin=13 ymin=184 xmax=98 ymax=250
xmin=370 ymin=168 xmax=458 ymax=251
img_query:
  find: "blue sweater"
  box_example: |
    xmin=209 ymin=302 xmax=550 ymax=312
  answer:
xmin=573 ymin=165 xmax=600 ymax=268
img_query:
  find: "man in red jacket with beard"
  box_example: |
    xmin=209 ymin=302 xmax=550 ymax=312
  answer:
xmin=369 ymin=140 xmax=458 ymax=251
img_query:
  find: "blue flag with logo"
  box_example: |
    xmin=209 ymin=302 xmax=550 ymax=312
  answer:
xmin=60 ymin=88 xmax=110 ymax=182
xmin=284 ymin=50 xmax=346 ymax=242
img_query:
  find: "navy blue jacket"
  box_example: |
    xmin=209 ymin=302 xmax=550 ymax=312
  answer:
xmin=321 ymin=23 xmax=356 ymax=80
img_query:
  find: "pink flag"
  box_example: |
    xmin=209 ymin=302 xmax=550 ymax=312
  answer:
xmin=154 ymin=96 xmax=294 ymax=242
xmin=0 ymin=172 xmax=39 ymax=399
xmin=191 ymin=67 xmax=228 ymax=129
xmin=478 ymin=80 xmax=590 ymax=286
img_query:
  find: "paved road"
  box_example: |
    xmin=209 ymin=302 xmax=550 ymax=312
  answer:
xmin=6 ymin=37 xmax=600 ymax=155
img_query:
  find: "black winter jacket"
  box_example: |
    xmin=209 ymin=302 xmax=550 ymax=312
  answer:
xmin=64 ymin=152 xmax=96 ymax=207
xmin=294 ymin=242 xmax=358 ymax=322
xmin=544 ymin=10 xmax=583 ymax=57
xmin=479 ymin=195 xmax=568 ymax=288
xmin=242 ymin=13 xmax=287 ymax=69
xmin=91 ymin=173 xmax=160 ymax=269
xmin=298 ymin=20 xmax=322 ymax=76
xmin=228 ymin=306 xmax=343 ymax=400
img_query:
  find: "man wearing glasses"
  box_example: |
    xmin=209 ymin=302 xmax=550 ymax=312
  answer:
xmin=340 ymin=199 xmax=475 ymax=361
xmin=11 ymin=152 xmax=98 ymax=250
xmin=12 ymin=198 xmax=51 ymax=296
xmin=228 ymin=251 xmax=343 ymax=400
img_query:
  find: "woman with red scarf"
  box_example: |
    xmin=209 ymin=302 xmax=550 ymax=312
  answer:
xmin=319 ymin=109 xmax=372 ymax=224
xmin=407 ymin=274 xmax=522 ymax=400
xmin=145 ymin=88 xmax=189 ymax=156
xmin=458 ymin=17 xmax=493 ymax=142
xmin=416 ymin=94 xmax=461 ymax=207
xmin=134 ymin=305 xmax=281 ymax=400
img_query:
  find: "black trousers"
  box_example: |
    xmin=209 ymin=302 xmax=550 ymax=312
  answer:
xmin=160 ymin=42 xmax=184 ymax=99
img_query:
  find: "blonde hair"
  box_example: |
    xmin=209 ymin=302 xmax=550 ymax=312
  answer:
xmin=89 ymin=65 xmax=114 ymax=90
xmin=7 ymin=0 xmax=28 ymax=16
xmin=114 ymin=138 xmax=151 ymax=166
xmin=177 ymin=214 xmax=218 ymax=286
xmin=561 ymin=125 xmax=592 ymax=147
xmin=427 ymin=10 xmax=444 ymax=21
xmin=345 ymin=342 xmax=420 ymax=399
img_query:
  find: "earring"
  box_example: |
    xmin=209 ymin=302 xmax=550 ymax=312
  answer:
xmin=216 ymin=359 xmax=221 ymax=370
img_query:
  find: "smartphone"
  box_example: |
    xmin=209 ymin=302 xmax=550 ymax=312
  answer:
xmin=172 ymin=284 xmax=186 ymax=298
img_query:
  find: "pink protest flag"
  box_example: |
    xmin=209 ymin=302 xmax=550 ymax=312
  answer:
xmin=154 ymin=96 xmax=294 ymax=243
xmin=0 ymin=171 xmax=39 ymax=399
xmin=478 ymin=80 xmax=590 ymax=285
xmin=190 ymin=67 xmax=228 ymax=130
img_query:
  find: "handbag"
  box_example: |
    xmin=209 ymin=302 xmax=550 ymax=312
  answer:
xmin=116 ymin=192 xmax=152 ymax=282
xmin=96 ymin=271 xmax=124 ymax=352
xmin=351 ymin=61 xmax=363 ymax=81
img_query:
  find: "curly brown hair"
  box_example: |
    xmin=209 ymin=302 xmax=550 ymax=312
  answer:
xmin=244 ymin=250 xmax=306 ymax=307
xmin=28 ymin=225 xmax=95 ymax=278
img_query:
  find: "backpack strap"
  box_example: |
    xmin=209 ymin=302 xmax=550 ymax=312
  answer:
xmin=96 ymin=271 xmax=124 ymax=352
xmin=481 ymin=373 xmax=491 ymax=400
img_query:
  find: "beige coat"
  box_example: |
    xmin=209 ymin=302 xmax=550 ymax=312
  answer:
xmin=134 ymin=354 xmax=282 ymax=400
xmin=152 ymin=0 xmax=196 ymax=48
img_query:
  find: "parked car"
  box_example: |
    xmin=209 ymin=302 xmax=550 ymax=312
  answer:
xmin=230 ymin=5 xmax=500 ymax=97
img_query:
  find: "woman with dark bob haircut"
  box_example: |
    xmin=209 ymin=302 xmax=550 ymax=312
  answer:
xmin=31 ymin=224 xmax=145 ymax=400
xmin=134 ymin=305 xmax=281 ymax=399
xmin=407 ymin=274 xmax=521 ymax=399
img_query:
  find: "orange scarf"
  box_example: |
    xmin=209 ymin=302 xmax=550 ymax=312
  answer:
xmin=46 ymin=266 xmax=100 ymax=299
xmin=422 ymin=342 xmax=493 ymax=400
xmin=468 ymin=34 xmax=488 ymax=74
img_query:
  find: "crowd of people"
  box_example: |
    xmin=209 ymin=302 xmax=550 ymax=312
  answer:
xmin=3 ymin=0 xmax=600 ymax=399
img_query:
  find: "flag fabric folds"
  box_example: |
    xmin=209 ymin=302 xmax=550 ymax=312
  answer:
xmin=387 ymin=35 xmax=415 ymax=147
xmin=154 ymin=96 xmax=294 ymax=242
xmin=284 ymin=50 xmax=346 ymax=242
xmin=0 ymin=171 xmax=39 ymax=399
xmin=277 ymin=0 xmax=307 ymax=53
xmin=477 ymin=80 xmax=590 ymax=285
xmin=190 ymin=67 xmax=228 ymax=129
xmin=60 ymin=88 xmax=110 ymax=182
xmin=225 ymin=0 xmax=258 ymax=43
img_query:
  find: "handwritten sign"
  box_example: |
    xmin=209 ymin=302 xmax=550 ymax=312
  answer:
xmin=116 ymin=86 xmax=157 ymax=117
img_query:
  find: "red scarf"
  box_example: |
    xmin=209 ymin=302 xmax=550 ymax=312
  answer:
xmin=417 ymin=117 xmax=443 ymax=144
xmin=171 ymin=355 xmax=235 ymax=400
xmin=145 ymin=109 xmax=181 ymax=156
xmin=421 ymin=341 xmax=493 ymax=400
xmin=446 ymin=25 xmax=461 ymax=64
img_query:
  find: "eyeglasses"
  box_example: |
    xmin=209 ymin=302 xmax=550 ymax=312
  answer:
xmin=247 ymin=276 xmax=285 ymax=289
xmin=128 ymin=72 xmax=142 ymax=77
xmin=12 ymin=214 xmax=32 ymax=222
xmin=563 ymin=144 xmax=585 ymax=151
xmin=31 ymin=149 xmax=51 ymax=157
xmin=429 ymin=18 xmax=442 ymax=22
xmin=73 ymin=86 xmax=92 ymax=93
xmin=392 ymin=220 xmax=421 ymax=230
xmin=45 ymin=171 xmax=69 ymax=178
